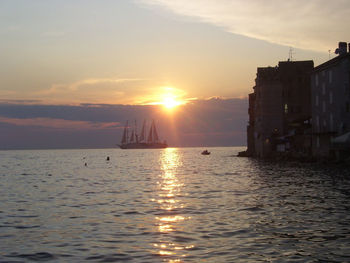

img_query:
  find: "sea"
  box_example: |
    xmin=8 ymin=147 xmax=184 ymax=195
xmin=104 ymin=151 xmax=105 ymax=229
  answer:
xmin=0 ymin=147 xmax=350 ymax=262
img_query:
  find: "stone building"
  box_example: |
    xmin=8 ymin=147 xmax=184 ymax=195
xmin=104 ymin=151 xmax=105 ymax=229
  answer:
xmin=246 ymin=93 xmax=255 ymax=156
xmin=247 ymin=60 xmax=314 ymax=158
xmin=311 ymin=42 xmax=350 ymax=159
xmin=252 ymin=66 xmax=283 ymax=158
xmin=278 ymin=61 xmax=314 ymax=156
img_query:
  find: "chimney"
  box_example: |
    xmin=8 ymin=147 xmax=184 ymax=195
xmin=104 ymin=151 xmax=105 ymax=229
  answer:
xmin=335 ymin=42 xmax=347 ymax=56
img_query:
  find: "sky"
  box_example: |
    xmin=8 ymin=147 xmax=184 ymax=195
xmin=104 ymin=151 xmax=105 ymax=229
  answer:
xmin=0 ymin=0 xmax=349 ymax=148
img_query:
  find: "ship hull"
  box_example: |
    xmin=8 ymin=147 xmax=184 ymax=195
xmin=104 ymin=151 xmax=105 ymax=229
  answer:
xmin=119 ymin=142 xmax=168 ymax=149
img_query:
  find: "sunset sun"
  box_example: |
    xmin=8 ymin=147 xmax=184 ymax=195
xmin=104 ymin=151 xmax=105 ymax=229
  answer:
xmin=162 ymin=96 xmax=182 ymax=109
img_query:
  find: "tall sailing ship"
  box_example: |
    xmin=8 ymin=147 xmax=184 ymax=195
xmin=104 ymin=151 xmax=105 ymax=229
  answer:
xmin=118 ymin=120 xmax=168 ymax=149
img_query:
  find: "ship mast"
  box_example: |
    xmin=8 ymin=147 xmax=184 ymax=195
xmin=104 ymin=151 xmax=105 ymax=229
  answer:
xmin=121 ymin=120 xmax=129 ymax=144
xmin=134 ymin=120 xmax=139 ymax=143
xmin=130 ymin=129 xmax=135 ymax=142
xmin=152 ymin=120 xmax=159 ymax=142
xmin=140 ymin=120 xmax=146 ymax=142
xmin=147 ymin=122 xmax=153 ymax=142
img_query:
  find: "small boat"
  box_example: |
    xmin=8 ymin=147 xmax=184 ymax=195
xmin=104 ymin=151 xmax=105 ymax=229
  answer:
xmin=201 ymin=150 xmax=210 ymax=155
xmin=118 ymin=120 xmax=167 ymax=149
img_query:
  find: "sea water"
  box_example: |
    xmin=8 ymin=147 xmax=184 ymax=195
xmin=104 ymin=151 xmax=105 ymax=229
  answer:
xmin=0 ymin=147 xmax=349 ymax=262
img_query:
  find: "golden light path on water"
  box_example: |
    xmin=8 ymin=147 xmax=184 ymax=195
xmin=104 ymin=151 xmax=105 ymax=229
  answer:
xmin=151 ymin=148 xmax=193 ymax=262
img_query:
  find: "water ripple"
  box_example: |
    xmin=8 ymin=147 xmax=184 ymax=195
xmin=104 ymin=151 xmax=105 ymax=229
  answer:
xmin=0 ymin=147 xmax=349 ymax=262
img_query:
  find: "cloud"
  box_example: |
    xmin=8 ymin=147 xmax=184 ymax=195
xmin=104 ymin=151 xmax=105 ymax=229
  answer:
xmin=4 ymin=25 xmax=21 ymax=32
xmin=0 ymin=116 xmax=120 ymax=130
xmin=33 ymin=78 xmax=151 ymax=104
xmin=31 ymin=78 xmax=193 ymax=106
xmin=0 ymin=90 xmax=17 ymax=96
xmin=0 ymin=99 xmax=42 ymax=105
xmin=41 ymin=78 xmax=142 ymax=95
xmin=42 ymin=31 xmax=66 ymax=38
xmin=47 ymin=78 xmax=142 ymax=93
xmin=134 ymin=86 xmax=190 ymax=105
xmin=1 ymin=78 xmax=153 ymax=105
xmin=138 ymin=0 xmax=350 ymax=51
xmin=0 ymin=98 xmax=248 ymax=149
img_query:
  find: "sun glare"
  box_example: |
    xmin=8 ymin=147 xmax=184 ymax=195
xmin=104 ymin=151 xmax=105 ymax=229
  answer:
xmin=163 ymin=97 xmax=182 ymax=109
xmin=143 ymin=86 xmax=187 ymax=111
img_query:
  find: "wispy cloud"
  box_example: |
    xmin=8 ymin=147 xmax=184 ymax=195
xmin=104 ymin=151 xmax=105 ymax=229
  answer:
xmin=0 ymin=99 xmax=42 ymax=105
xmin=34 ymin=78 xmax=149 ymax=104
xmin=42 ymin=78 xmax=144 ymax=95
xmin=6 ymin=25 xmax=21 ymax=32
xmin=42 ymin=31 xmax=66 ymax=38
xmin=0 ymin=116 xmax=121 ymax=130
xmin=138 ymin=0 xmax=350 ymax=51
xmin=133 ymin=86 xmax=190 ymax=105
xmin=32 ymin=78 xmax=194 ymax=105
xmin=1 ymin=77 xmax=195 ymax=105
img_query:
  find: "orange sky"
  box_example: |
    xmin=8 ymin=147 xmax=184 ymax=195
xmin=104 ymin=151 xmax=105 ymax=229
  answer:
xmin=0 ymin=0 xmax=344 ymax=105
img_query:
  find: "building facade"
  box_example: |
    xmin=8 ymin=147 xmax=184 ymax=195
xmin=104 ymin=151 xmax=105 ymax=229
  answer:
xmin=253 ymin=67 xmax=283 ymax=158
xmin=246 ymin=92 xmax=255 ymax=156
xmin=311 ymin=42 xmax=350 ymax=159
xmin=278 ymin=61 xmax=314 ymax=156
xmin=247 ymin=60 xmax=314 ymax=158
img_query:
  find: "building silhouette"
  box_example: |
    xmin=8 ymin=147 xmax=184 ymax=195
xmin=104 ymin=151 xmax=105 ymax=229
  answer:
xmin=311 ymin=42 xmax=350 ymax=159
xmin=246 ymin=60 xmax=314 ymax=158
xmin=244 ymin=42 xmax=350 ymax=161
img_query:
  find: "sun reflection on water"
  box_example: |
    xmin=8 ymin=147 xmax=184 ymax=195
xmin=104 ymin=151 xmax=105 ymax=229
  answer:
xmin=152 ymin=148 xmax=193 ymax=261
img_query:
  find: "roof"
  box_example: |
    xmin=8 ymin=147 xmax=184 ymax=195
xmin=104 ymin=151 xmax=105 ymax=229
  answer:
xmin=313 ymin=53 xmax=350 ymax=73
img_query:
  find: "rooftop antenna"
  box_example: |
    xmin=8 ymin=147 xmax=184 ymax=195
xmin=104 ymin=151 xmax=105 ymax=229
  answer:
xmin=288 ymin=47 xmax=294 ymax=61
xmin=328 ymin=49 xmax=331 ymax=60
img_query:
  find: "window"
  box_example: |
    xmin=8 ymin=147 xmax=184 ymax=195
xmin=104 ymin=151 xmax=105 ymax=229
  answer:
xmin=316 ymin=116 xmax=320 ymax=130
xmin=315 ymin=74 xmax=319 ymax=86
xmin=322 ymin=83 xmax=326 ymax=95
xmin=322 ymin=101 xmax=326 ymax=113
xmin=316 ymin=95 xmax=319 ymax=106
xmin=329 ymin=92 xmax=333 ymax=104
xmin=340 ymin=122 xmax=345 ymax=133
xmin=284 ymin=104 xmax=288 ymax=114
xmin=329 ymin=70 xmax=332 ymax=83
xmin=316 ymin=136 xmax=320 ymax=148
xmin=330 ymin=114 xmax=333 ymax=131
